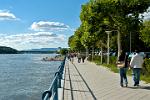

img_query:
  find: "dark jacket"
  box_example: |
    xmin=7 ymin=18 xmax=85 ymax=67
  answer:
xmin=118 ymin=52 xmax=128 ymax=68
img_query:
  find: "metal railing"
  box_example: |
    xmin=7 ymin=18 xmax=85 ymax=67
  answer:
xmin=42 ymin=56 xmax=66 ymax=100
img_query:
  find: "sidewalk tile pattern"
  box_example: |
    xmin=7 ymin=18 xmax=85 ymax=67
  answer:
xmin=63 ymin=58 xmax=150 ymax=100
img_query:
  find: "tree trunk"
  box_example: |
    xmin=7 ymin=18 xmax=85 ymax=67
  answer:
xmin=101 ymin=46 xmax=103 ymax=64
xmin=92 ymin=47 xmax=94 ymax=61
xmin=86 ymin=47 xmax=89 ymax=58
xmin=117 ymin=30 xmax=121 ymax=59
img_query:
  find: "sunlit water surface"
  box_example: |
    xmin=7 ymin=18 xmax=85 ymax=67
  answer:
xmin=0 ymin=54 xmax=62 ymax=100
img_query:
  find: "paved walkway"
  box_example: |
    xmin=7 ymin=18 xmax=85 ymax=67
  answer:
xmin=62 ymin=58 xmax=150 ymax=100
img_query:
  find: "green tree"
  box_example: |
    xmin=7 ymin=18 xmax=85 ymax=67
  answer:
xmin=69 ymin=0 xmax=150 ymax=63
xmin=93 ymin=0 xmax=150 ymax=56
xmin=59 ymin=48 xmax=68 ymax=55
xmin=68 ymin=35 xmax=74 ymax=50
xmin=80 ymin=1 xmax=107 ymax=51
xmin=68 ymin=27 xmax=85 ymax=51
xmin=140 ymin=20 xmax=150 ymax=47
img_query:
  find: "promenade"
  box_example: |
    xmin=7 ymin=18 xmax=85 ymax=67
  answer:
xmin=62 ymin=58 xmax=150 ymax=100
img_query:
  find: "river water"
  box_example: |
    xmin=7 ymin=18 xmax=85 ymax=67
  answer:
xmin=0 ymin=54 xmax=62 ymax=100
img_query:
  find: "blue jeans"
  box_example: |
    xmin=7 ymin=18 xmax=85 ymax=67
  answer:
xmin=119 ymin=68 xmax=128 ymax=85
xmin=132 ymin=68 xmax=141 ymax=85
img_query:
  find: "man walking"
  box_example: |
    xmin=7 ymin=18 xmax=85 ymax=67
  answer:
xmin=130 ymin=50 xmax=144 ymax=86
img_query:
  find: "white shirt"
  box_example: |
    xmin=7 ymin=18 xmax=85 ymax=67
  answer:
xmin=130 ymin=53 xmax=144 ymax=68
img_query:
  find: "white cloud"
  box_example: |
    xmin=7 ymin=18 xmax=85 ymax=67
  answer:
xmin=0 ymin=32 xmax=67 ymax=50
xmin=0 ymin=10 xmax=19 ymax=21
xmin=141 ymin=7 xmax=150 ymax=20
xmin=143 ymin=12 xmax=150 ymax=20
xmin=30 ymin=21 xmax=70 ymax=31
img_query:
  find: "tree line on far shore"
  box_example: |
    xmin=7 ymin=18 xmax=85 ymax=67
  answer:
xmin=0 ymin=46 xmax=59 ymax=54
xmin=0 ymin=46 xmax=18 ymax=54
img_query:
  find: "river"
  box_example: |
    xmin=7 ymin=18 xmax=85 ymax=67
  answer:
xmin=0 ymin=54 xmax=62 ymax=100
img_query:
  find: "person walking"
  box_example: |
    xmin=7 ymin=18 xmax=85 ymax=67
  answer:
xmin=70 ymin=53 xmax=74 ymax=63
xmin=130 ymin=50 xmax=144 ymax=86
xmin=81 ymin=53 xmax=86 ymax=63
xmin=117 ymin=50 xmax=129 ymax=87
xmin=77 ymin=52 xmax=82 ymax=63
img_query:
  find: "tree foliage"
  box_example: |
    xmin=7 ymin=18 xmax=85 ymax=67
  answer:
xmin=140 ymin=20 xmax=150 ymax=47
xmin=0 ymin=46 xmax=18 ymax=54
xmin=59 ymin=48 xmax=68 ymax=55
xmin=68 ymin=0 xmax=150 ymax=54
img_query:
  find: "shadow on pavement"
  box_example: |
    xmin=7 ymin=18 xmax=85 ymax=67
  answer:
xmin=127 ymin=86 xmax=150 ymax=90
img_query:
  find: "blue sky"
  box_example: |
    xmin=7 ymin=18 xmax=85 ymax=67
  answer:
xmin=0 ymin=0 xmax=88 ymax=50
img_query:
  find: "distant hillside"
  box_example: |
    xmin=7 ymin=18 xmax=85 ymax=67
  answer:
xmin=29 ymin=48 xmax=58 ymax=51
xmin=0 ymin=46 xmax=18 ymax=54
xmin=20 ymin=48 xmax=59 ymax=54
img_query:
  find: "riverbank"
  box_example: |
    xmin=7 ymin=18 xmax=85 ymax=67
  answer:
xmin=42 ymin=55 xmax=64 ymax=61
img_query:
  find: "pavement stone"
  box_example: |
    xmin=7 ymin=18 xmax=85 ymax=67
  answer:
xmin=62 ymin=58 xmax=150 ymax=100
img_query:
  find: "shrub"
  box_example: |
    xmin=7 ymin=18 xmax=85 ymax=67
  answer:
xmin=87 ymin=55 xmax=117 ymax=64
xmin=142 ymin=58 xmax=150 ymax=75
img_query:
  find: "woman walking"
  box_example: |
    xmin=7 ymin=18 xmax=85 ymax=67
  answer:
xmin=117 ymin=50 xmax=129 ymax=87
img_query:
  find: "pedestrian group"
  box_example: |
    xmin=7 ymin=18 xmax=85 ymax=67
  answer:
xmin=117 ymin=50 xmax=144 ymax=87
xmin=67 ymin=50 xmax=144 ymax=87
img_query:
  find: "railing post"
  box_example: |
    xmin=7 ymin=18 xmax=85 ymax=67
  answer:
xmin=54 ymin=77 xmax=58 ymax=100
xmin=42 ymin=56 xmax=66 ymax=100
xmin=42 ymin=90 xmax=52 ymax=100
xmin=55 ymin=72 xmax=61 ymax=88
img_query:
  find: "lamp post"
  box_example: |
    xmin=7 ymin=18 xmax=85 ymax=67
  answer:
xmin=106 ymin=31 xmax=111 ymax=64
xmin=130 ymin=32 xmax=131 ymax=53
